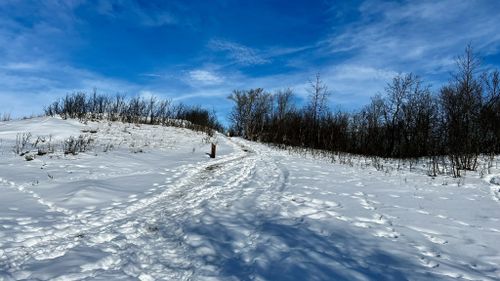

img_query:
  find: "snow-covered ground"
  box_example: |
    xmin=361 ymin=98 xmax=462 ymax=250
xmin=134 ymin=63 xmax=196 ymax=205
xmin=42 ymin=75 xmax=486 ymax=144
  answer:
xmin=0 ymin=117 xmax=499 ymax=281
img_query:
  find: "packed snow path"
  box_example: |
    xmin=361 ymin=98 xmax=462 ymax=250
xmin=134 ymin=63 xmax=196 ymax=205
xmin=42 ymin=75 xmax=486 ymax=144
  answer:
xmin=0 ymin=118 xmax=499 ymax=280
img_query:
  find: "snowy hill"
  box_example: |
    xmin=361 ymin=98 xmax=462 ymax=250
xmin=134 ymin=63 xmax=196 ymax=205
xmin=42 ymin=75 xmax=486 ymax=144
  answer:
xmin=0 ymin=117 xmax=499 ymax=280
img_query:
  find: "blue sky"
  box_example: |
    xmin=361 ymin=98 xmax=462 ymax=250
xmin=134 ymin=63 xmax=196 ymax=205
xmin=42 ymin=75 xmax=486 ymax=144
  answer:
xmin=1 ymin=0 xmax=500 ymax=121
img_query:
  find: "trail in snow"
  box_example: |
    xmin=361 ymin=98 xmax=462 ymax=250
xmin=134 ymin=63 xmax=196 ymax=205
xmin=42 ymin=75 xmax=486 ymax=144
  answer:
xmin=1 ymin=140 xmax=245 ymax=278
xmin=0 ymin=117 xmax=499 ymax=281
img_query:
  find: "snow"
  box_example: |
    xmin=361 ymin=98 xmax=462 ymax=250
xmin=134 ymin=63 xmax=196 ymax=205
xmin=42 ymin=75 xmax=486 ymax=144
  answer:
xmin=1 ymin=117 xmax=499 ymax=280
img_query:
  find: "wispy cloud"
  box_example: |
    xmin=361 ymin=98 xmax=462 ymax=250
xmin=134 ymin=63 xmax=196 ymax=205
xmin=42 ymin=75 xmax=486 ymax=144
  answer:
xmin=208 ymin=39 xmax=269 ymax=66
xmin=327 ymin=0 xmax=500 ymax=74
xmin=96 ymin=0 xmax=178 ymax=27
xmin=140 ymin=73 xmax=164 ymax=78
xmin=3 ymin=61 xmax=44 ymax=71
xmin=329 ymin=65 xmax=396 ymax=81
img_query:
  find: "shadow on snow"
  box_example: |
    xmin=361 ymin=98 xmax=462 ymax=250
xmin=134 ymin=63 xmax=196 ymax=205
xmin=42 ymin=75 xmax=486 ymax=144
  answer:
xmin=175 ymin=210 xmax=429 ymax=281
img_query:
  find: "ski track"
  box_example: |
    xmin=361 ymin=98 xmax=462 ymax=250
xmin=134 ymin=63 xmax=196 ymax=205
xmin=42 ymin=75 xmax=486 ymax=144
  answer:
xmin=1 ymin=125 xmax=499 ymax=280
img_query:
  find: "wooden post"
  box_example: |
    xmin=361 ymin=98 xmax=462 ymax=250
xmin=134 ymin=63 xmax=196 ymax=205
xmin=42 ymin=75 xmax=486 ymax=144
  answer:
xmin=210 ymin=143 xmax=216 ymax=158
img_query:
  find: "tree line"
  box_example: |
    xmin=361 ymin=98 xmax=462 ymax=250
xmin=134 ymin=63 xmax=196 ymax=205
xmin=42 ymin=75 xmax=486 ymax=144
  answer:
xmin=44 ymin=92 xmax=223 ymax=135
xmin=227 ymin=46 xmax=500 ymax=176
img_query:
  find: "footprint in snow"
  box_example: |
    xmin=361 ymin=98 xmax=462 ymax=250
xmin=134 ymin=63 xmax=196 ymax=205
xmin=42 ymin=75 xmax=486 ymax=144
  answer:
xmin=353 ymin=222 xmax=371 ymax=228
xmin=420 ymin=256 xmax=440 ymax=268
xmin=289 ymin=196 xmax=305 ymax=204
xmin=373 ymin=228 xmax=399 ymax=239
xmin=423 ymin=234 xmax=448 ymax=245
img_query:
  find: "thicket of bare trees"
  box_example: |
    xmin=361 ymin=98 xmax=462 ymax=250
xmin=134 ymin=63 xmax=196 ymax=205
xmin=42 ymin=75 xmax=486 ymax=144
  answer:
xmin=227 ymin=46 xmax=500 ymax=176
xmin=44 ymin=91 xmax=223 ymax=135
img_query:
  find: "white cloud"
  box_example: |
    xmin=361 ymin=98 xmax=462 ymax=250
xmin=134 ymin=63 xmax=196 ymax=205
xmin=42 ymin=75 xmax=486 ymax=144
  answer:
xmin=188 ymin=70 xmax=223 ymax=85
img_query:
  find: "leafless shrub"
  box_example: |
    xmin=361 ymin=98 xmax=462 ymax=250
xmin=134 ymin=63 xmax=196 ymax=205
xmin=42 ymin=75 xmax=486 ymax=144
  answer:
xmin=1 ymin=112 xmax=11 ymax=121
xmin=63 ymin=135 xmax=94 ymax=155
xmin=102 ymin=142 xmax=114 ymax=152
xmin=21 ymin=113 xmax=43 ymax=120
xmin=372 ymin=157 xmax=384 ymax=171
xmin=427 ymin=156 xmax=444 ymax=177
xmin=13 ymin=133 xmax=32 ymax=155
xmin=33 ymin=135 xmax=55 ymax=156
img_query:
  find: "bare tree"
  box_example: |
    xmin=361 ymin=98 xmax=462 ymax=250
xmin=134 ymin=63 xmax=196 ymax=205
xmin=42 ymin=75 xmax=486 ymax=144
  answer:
xmin=110 ymin=94 xmax=126 ymax=121
xmin=306 ymin=73 xmax=330 ymax=123
xmin=481 ymin=70 xmax=500 ymax=154
xmin=227 ymin=89 xmax=272 ymax=139
xmin=441 ymin=44 xmax=483 ymax=174
xmin=274 ymin=88 xmax=294 ymax=122
xmin=227 ymin=90 xmax=247 ymax=136
xmin=147 ymin=96 xmax=157 ymax=124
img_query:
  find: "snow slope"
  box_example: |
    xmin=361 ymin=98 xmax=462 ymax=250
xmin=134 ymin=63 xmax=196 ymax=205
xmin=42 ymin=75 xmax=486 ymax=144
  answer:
xmin=0 ymin=117 xmax=499 ymax=280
